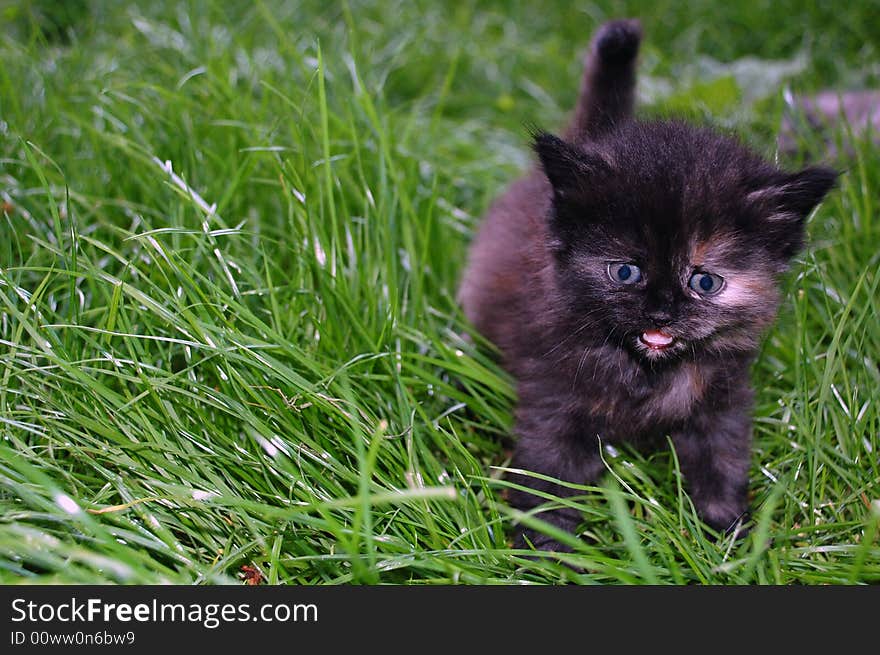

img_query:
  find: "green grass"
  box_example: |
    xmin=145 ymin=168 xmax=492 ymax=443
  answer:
xmin=0 ymin=0 xmax=878 ymax=584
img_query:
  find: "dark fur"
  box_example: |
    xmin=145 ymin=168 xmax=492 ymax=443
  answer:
xmin=458 ymin=20 xmax=836 ymax=550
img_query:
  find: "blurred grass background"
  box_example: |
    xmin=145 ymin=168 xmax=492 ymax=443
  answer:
xmin=0 ymin=0 xmax=878 ymax=583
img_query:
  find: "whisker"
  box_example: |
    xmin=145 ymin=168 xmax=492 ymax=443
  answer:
xmin=572 ymin=346 xmax=591 ymax=390
xmin=541 ymin=306 xmax=608 ymax=358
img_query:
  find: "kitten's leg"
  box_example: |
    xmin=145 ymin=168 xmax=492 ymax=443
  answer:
xmin=568 ymin=18 xmax=642 ymax=140
xmin=508 ymin=406 xmax=605 ymax=551
xmin=671 ymin=406 xmax=753 ymax=534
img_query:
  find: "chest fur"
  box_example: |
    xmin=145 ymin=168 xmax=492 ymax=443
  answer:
xmin=584 ymin=360 xmax=707 ymax=429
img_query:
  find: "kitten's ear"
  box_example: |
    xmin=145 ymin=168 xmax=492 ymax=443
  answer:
xmin=532 ymin=131 xmax=609 ymax=194
xmin=748 ymin=166 xmax=838 ymax=221
xmin=747 ymin=165 xmax=838 ymax=259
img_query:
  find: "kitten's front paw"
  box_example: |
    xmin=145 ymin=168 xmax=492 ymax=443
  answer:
xmin=593 ymin=19 xmax=642 ymax=64
xmin=512 ymin=528 xmax=574 ymax=554
xmin=697 ymin=498 xmax=750 ymax=538
xmin=513 ymin=529 xmax=586 ymax=573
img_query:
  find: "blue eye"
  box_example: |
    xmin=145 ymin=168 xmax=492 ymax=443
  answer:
xmin=608 ymin=262 xmax=642 ymax=285
xmin=688 ymin=271 xmax=724 ymax=295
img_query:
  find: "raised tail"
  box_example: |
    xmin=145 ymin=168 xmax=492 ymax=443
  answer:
xmin=566 ymin=19 xmax=642 ymax=140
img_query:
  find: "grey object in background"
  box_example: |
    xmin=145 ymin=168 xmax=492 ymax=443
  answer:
xmin=779 ymin=90 xmax=880 ymax=157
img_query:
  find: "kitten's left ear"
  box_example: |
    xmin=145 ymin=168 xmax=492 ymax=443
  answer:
xmin=748 ymin=166 xmax=838 ymax=219
xmin=747 ymin=165 xmax=838 ymax=259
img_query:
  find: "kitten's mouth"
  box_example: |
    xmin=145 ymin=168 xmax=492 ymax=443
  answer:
xmin=640 ymin=329 xmax=675 ymax=351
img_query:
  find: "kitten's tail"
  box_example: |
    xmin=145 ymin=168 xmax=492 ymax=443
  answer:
xmin=566 ymin=19 xmax=642 ymax=140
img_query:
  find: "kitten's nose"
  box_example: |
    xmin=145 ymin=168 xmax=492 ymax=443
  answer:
xmin=646 ymin=308 xmax=673 ymax=326
xmin=646 ymin=290 xmax=675 ymax=326
xmin=645 ymin=300 xmax=674 ymax=326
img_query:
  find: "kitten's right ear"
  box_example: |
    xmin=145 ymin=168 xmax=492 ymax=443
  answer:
xmin=532 ymin=131 xmax=608 ymax=194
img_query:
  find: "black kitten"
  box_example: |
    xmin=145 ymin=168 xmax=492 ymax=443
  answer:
xmin=458 ymin=19 xmax=836 ymax=551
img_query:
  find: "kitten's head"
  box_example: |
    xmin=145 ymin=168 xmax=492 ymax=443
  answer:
xmin=534 ymin=121 xmax=836 ymax=362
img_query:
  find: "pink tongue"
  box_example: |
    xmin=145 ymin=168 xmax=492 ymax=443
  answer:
xmin=642 ymin=330 xmax=674 ymax=346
